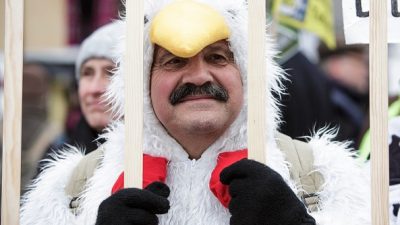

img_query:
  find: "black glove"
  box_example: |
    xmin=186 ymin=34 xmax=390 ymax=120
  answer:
xmin=220 ymin=159 xmax=316 ymax=225
xmin=95 ymin=182 xmax=170 ymax=225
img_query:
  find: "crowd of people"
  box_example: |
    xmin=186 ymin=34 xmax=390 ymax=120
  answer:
xmin=0 ymin=0 xmax=399 ymax=224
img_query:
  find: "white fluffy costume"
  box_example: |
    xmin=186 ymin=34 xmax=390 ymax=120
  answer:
xmin=21 ymin=0 xmax=371 ymax=224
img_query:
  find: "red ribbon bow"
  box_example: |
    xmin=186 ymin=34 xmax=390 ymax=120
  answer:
xmin=111 ymin=149 xmax=248 ymax=209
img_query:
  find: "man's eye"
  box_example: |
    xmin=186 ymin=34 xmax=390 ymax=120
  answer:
xmin=207 ymin=54 xmax=229 ymax=65
xmin=166 ymin=58 xmax=184 ymax=65
xmin=162 ymin=57 xmax=187 ymax=69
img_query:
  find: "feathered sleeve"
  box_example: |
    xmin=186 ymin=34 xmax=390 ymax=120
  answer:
xmin=307 ymin=130 xmax=371 ymax=225
xmin=20 ymin=146 xmax=85 ymax=225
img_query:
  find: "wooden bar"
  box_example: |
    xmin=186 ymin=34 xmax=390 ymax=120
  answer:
xmin=369 ymin=0 xmax=389 ymax=224
xmin=124 ymin=0 xmax=144 ymax=188
xmin=247 ymin=0 xmax=267 ymax=163
xmin=1 ymin=0 xmax=24 ymax=224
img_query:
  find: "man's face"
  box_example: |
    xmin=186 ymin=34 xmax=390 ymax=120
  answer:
xmin=323 ymin=53 xmax=369 ymax=94
xmin=150 ymin=40 xmax=243 ymax=141
xmin=79 ymin=58 xmax=114 ymax=131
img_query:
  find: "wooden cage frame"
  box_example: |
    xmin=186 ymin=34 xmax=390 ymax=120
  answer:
xmin=1 ymin=0 xmax=390 ymax=224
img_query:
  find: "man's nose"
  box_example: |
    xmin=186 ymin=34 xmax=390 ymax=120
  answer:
xmin=181 ymin=57 xmax=213 ymax=86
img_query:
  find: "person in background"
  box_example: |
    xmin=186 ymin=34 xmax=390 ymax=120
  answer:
xmin=319 ymin=42 xmax=369 ymax=147
xmin=68 ymin=21 xmax=119 ymax=152
xmin=278 ymin=51 xmax=337 ymax=142
xmin=33 ymin=22 xmax=119 ymax=179
xmin=273 ymin=25 xmax=347 ymax=146
xmin=41 ymin=22 xmax=120 ymax=164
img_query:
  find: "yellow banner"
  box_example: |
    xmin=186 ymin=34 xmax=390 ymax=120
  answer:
xmin=273 ymin=0 xmax=336 ymax=49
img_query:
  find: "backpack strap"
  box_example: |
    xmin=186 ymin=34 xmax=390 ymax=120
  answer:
xmin=65 ymin=146 xmax=104 ymax=214
xmin=275 ymin=132 xmax=324 ymax=212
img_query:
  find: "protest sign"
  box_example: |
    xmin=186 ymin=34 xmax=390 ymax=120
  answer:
xmin=343 ymin=0 xmax=400 ymax=44
xmin=273 ymin=0 xmax=336 ymax=48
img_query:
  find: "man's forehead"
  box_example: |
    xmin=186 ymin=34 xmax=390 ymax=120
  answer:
xmin=154 ymin=40 xmax=232 ymax=59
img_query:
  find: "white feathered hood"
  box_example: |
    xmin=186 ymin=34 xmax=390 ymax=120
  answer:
xmin=105 ymin=0 xmax=285 ymax=159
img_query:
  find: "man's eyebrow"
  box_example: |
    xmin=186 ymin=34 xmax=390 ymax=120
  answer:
xmin=154 ymin=48 xmax=176 ymax=63
xmin=205 ymin=43 xmax=233 ymax=55
xmin=205 ymin=44 xmax=227 ymax=51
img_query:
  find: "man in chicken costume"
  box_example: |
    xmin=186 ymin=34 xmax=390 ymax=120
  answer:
xmin=21 ymin=0 xmax=371 ymax=224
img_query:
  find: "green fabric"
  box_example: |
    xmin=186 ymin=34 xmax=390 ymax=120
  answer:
xmin=358 ymin=98 xmax=400 ymax=162
xmin=389 ymin=98 xmax=400 ymax=118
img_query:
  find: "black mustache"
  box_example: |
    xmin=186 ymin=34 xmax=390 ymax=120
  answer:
xmin=169 ymin=82 xmax=229 ymax=105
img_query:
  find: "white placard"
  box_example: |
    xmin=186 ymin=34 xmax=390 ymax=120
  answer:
xmin=342 ymin=0 xmax=400 ymax=44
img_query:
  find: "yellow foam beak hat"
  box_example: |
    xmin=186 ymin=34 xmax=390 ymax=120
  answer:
xmin=150 ymin=0 xmax=231 ymax=58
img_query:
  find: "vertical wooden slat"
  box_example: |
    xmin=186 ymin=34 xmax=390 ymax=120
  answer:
xmin=1 ymin=0 xmax=24 ymax=224
xmin=124 ymin=0 xmax=144 ymax=188
xmin=248 ymin=0 xmax=267 ymax=163
xmin=369 ymin=0 xmax=389 ymax=225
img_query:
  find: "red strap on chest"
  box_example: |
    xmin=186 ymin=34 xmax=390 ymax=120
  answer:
xmin=111 ymin=149 xmax=247 ymax=209
xmin=111 ymin=154 xmax=168 ymax=194
xmin=209 ymin=149 xmax=248 ymax=208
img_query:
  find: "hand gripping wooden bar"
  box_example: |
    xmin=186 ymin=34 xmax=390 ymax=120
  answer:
xmin=124 ymin=0 xmax=144 ymax=189
xmin=1 ymin=0 xmax=24 ymax=224
xmin=248 ymin=0 xmax=267 ymax=164
xmin=369 ymin=0 xmax=389 ymax=224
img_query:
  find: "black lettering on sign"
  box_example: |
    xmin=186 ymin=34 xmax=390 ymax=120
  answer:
xmin=393 ymin=0 xmax=400 ymax=17
xmin=356 ymin=0 xmax=369 ymax=17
